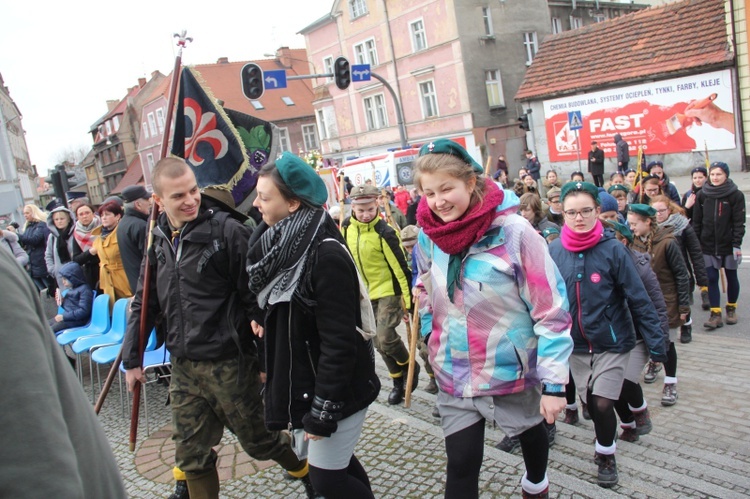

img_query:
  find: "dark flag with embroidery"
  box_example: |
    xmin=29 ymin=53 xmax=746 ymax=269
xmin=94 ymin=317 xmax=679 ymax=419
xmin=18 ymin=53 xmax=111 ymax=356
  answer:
xmin=171 ymin=66 xmax=277 ymax=209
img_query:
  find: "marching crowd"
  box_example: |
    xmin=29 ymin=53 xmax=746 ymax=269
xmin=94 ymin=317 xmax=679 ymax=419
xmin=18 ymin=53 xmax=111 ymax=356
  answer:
xmin=1 ymin=138 xmax=745 ymax=499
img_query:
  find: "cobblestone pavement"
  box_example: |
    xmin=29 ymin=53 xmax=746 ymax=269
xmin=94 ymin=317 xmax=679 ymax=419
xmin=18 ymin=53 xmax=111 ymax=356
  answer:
xmin=90 ymin=315 xmax=750 ymax=498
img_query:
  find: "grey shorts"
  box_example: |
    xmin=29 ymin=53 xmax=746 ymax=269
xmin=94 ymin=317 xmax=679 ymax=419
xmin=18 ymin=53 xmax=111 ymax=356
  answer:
xmin=668 ymin=327 xmax=679 ymax=343
xmin=704 ymin=254 xmax=738 ymax=271
xmin=307 ymin=408 xmax=368 ymax=470
xmin=624 ymin=340 xmax=649 ymax=383
xmin=437 ymin=386 xmax=543 ymax=438
xmin=569 ymin=351 xmax=629 ymax=401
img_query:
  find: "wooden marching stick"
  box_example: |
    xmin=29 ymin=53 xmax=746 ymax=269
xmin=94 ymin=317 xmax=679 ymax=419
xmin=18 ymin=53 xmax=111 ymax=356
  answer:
xmin=381 ymin=188 xmax=400 ymax=232
xmin=484 ymin=155 xmax=492 ymax=177
xmin=721 ymin=268 xmax=727 ymax=294
xmin=704 ymin=140 xmax=711 ymax=169
xmin=404 ymin=306 xmax=420 ymax=408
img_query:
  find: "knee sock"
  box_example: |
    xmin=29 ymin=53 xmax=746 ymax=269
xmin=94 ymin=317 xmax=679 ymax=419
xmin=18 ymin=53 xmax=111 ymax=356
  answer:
xmin=590 ymin=393 xmax=617 ymax=448
xmin=518 ymin=422 xmax=549 ymax=484
xmin=444 ymin=419 xmax=484 ymax=499
xmin=663 ymin=342 xmax=677 ymax=378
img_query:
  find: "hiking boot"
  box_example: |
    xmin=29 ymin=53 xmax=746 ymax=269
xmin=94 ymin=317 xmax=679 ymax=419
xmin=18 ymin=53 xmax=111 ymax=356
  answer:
xmin=597 ymin=453 xmax=618 ymax=488
xmin=661 ymin=383 xmax=678 ymax=406
xmin=633 ymin=407 xmax=653 ymax=435
xmin=563 ymin=408 xmax=579 ymax=425
xmin=522 ymin=486 xmax=549 ymax=499
xmin=423 ymin=376 xmax=438 ymax=394
xmin=704 ymin=311 xmax=724 ymax=330
xmin=619 ymin=426 xmax=639 ymax=442
xmin=167 ymin=480 xmax=189 ymax=499
xmin=581 ymin=402 xmax=591 ymax=420
xmin=545 ymin=421 xmax=556 ymax=447
xmin=644 ymin=361 xmax=660 ymax=384
xmin=495 ymin=434 xmax=521 ymax=454
xmin=726 ymin=305 xmax=738 ymax=325
xmin=701 ymin=290 xmax=710 ymax=310
xmin=388 ymin=376 xmax=405 ymax=405
xmin=432 ymin=405 xmax=440 ymax=418
xmin=680 ymin=324 xmax=692 ymax=344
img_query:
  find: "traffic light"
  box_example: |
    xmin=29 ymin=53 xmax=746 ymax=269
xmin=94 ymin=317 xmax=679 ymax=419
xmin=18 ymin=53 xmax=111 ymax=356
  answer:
xmin=518 ymin=114 xmax=530 ymax=131
xmin=45 ymin=170 xmax=65 ymax=205
xmin=241 ymin=63 xmax=264 ymax=100
xmin=57 ymin=164 xmax=76 ymax=192
xmin=334 ymin=56 xmax=351 ymax=90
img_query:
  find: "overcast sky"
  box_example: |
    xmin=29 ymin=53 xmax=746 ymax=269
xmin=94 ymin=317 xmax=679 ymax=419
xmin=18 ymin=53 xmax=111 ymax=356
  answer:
xmin=0 ymin=0 xmax=332 ymax=175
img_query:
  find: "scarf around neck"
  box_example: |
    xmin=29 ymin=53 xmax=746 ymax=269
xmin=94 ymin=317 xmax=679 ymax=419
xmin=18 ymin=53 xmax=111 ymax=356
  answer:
xmin=247 ymin=207 xmax=326 ymax=309
xmin=702 ymin=179 xmax=738 ymax=199
xmin=660 ymin=213 xmax=689 ymax=236
xmin=74 ymin=216 xmax=101 ymax=252
xmin=560 ymin=219 xmax=604 ymax=252
xmin=56 ymin=222 xmax=74 ymax=263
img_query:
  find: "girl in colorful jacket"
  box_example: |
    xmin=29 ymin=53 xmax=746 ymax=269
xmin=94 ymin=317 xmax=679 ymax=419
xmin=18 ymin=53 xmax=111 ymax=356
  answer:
xmin=413 ymin=139 xmax=572 ymax=499
xmin=548 ymin=182 xmax=666 ymax=489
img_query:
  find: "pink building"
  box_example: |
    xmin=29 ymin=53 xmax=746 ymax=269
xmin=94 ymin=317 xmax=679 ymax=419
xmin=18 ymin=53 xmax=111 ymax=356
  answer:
xmin=137 ymin=77 xmax=171 ymax=190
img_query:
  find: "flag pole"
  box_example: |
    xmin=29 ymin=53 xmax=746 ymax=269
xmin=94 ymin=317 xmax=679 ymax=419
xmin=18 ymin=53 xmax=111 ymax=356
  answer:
xmin=338 ymin=171 xmax=346 ymax=229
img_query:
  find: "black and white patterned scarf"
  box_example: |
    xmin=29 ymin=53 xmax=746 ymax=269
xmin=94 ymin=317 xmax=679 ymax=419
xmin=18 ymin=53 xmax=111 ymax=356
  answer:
xmin=247 ymin=207 xmax=325 ymax=309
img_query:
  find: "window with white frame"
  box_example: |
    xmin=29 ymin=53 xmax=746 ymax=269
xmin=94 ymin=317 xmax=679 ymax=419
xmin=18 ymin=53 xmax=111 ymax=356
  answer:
xmin=410 ymin=19 xmax=427 ymax=52
xmin=485 ymin=70 xmax=505 ymax=108
xmin=282 ymin=96 xmax=295 ymax=106
xmin=147 ymin=113 xmax=157 ymax=135
xmin=363 ymin=94 xmax=388 ymax=130
xmin=349 ymin=0 xmax=367 ymax=19
xmin=365 ymin=39 xmax=378 ymax=66
xmin=594 ymin=13 xmax=607 ymax=23
xmin=419 ymin=80 xmax=439 ymax=118
xmin=482 ymin=7 xmax=493 ymax=36
xmin=278 ymin=128 xmax=290 ymax=152
xmin=147 ymin=153 xmax=155 ymax=169
xmin=316 ymin=109 xmax=329 ymax=140
xmin=105 ymin=121 xmax=112 ymax=135
xmin=156 ymin=108 xmax=165 ymax=134
xmin=251 ymin=100 xmax=264 ymax=110
xmin=323 ymin=56 xmax=334 ymax=82
xmin=523 ymin=32 xmax=538 ymax=65
xmin=142 ymin=122 xmax=150 ymax=139
xmin=551 ymin=17 xmax=562 ymax=34
xmin=570 ymin=16 xmax=583 ymax=29
xmin=302 ymin=124 xmax=318 ymax=151
xmin=113 ymin=115 xmax=120 ymax=131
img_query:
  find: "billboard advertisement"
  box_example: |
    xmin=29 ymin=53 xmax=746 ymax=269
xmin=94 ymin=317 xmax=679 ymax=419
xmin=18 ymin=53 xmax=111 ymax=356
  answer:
xmin=542 ymin=69 xmax=735 ymax=163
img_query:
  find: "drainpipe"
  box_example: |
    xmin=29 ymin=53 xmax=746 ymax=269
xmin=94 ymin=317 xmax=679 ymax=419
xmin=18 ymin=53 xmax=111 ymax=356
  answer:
xmin=727 ymin=0 xmax=748 ymax=170
xmin=382 ymin=0 xmax=408 ymax=146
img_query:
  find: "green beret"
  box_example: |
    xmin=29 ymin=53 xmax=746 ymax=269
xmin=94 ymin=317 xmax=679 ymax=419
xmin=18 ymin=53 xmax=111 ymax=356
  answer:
xmin=560 ymin=181 xmax=600 ymax=204
xmin=419 ymin=139 xmax=484 ymax=174
xmin=541 ymin=227 xmax=560 ymax=239
xmin=608 ymin=221 xmax=634 ymax=243
xmin=608 ymin=184 xmax=629 ymax=195
xmin=275 ymin=151 xmax=328 ymax=207
xmin=628 ymin=203 xmax=656 ymax=218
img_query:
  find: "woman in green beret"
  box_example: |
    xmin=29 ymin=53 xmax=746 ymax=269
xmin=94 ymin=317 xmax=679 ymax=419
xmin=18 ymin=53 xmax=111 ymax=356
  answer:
xmin=247 ymin=152 xmax=379 ymax=498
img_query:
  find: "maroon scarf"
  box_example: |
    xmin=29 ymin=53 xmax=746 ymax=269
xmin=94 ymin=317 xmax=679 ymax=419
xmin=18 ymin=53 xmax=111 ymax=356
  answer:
xmin=417 ymin=180 xmax=504 ymax=255
xmin=560 ymin=219 xmax=604 ymax=252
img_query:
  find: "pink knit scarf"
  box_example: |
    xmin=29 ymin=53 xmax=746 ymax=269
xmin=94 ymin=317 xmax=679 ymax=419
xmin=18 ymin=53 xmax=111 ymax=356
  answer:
xmin=560 ymin=219 xmax=604 ymax=252
xmin=417 ymin=180 xmax=504 ymax=255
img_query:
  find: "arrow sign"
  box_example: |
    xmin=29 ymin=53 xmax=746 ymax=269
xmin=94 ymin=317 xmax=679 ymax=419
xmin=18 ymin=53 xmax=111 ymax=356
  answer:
xmin=568 ymin=110 xmax=583 ymax=131
xmin=264 ymin=69 xmax=287 ymax=89
xmin=351 ymin=64 xmax=371 ymax=82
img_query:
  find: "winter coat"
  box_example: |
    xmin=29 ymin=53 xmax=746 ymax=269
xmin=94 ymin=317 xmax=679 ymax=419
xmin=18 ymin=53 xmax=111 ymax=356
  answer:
xmin=250 ymin=221 xmax=381 ymax=432
xmin=58 ymin=262 xmax=93 ymax=328
xmin=18 ymin=220 xmax=50 ymax=278
xmin=659 ymin=174 xmax=681 ymax=204
xmin=45 ymin=207 xmax=80 ymax=290
xmin=588 ymin=147 xmax=605 ymax=175
xmin=681 ymin=185 xmax=702 ymax=221
xmin=548 ymin=230 xmax=666 ymax=360
xmin=342 ymin=215 xmax=412 ymax=308
xmin=122 ymin=205 xmax=256 ymax=369
xmin=631 ymin=227 xmax=691 ymax=329
xmin=660 ymin=214 xmax=708 ymax=291
xmin=116 ymin=208 xmax=149 ymax=293
xmin=614 ymin=134 xmax=629 ymax=165
xmin=539 ymin=178 xmax=562 ymax=200
xmin=91 ymin=226 xmax=132 ymax=307
xmin=1 ymin=230 xmax=29 ymax=267
xmin=415 ymin=197 xmax=573 ymax=398
xmin=526 ymin=156 xmax=542 ymax=180
xmin=629 ymin=249 xmax=670 ymax=347
xmin=693 ymin=180 xmax=746 ymax=257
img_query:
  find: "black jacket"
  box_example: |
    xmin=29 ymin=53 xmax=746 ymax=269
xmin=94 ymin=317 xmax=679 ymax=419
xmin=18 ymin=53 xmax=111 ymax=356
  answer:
xmin=615 ymin=134 xmax=629 ymax=165
xmin=122 ymin=204 xmax=256 ymax=368
xmin=588 ymin=148 xmax=605 ymax=175
xmin=693 ymin=180 xmax=746 ymax=257
xmin=117 ymin=208 xmax=149 ymax=292
xmin=18 ymin=221 xmax=50 ymax=278
xmin=249 ymin=219 xmax=380 ymax=434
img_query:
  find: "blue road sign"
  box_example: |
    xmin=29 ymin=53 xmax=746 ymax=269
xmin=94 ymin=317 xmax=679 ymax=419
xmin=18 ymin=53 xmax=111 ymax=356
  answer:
xmin=568 ymin=110 xmax=583 ymax=131
xmin=351 ymin=64 xmax=371 ymax=82
xmin=264 ymin=69 xmax=287 ymax=90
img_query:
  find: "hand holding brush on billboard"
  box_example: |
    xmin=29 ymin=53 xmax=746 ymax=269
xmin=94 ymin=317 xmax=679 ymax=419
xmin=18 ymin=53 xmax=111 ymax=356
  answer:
xmin=683 ymin=93 xmax=735 ymax=134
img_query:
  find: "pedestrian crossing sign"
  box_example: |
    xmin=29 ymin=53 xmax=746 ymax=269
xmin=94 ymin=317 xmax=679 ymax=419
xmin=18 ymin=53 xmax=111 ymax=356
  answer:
xmin=568 ymin=110 xmax=583 ymax=131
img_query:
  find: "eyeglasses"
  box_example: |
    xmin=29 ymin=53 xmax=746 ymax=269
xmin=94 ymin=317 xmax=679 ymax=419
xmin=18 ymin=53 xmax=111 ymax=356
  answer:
xmin=563 ymin=207 xmax=596 ymax=219
xmin=655 ymin=208 xmax=669 ymax=214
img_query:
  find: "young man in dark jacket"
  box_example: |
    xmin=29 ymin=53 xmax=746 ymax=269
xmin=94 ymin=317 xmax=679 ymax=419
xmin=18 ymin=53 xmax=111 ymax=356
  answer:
xmin=588 ymin=141 xmax=605 ymax=187
xmin=614 ymin=133 xmax=629 ymax=170
xmin=122 ymin=158 xmax=315 ymax=498
xmin=117 ymin=185 xmax=153 ymax=292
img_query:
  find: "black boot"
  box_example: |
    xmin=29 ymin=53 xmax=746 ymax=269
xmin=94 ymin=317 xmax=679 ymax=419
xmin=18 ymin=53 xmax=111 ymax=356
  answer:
xmin=680 ymin=324 xmax=692 ymax=344
xmin=167 ymin=480 xmax=189 ymax=499
xmin=388 ymin=376 xmax=405 ymax=405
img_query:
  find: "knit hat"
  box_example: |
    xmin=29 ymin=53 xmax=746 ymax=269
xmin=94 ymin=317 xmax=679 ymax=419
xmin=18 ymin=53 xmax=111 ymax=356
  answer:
xmin=598 ymin=191 xmax=619 ymax=213
xmin=418 ymin=139 xmax=484 ymax=174
xmin=608 ymin=221 xmax=634 ymax=243
xmin=275 ymin=151 xmax=328 ymax=207
xmin=560 ymin=181 xmax=600 ymax=204
xmin=546 ymin=186 xmax=562 ymax=201
xmin=608 ymin=184 xmax=629 ymax=196
xmin=349 ymin=184 xmax=381 ymax=204
xmin=690 ymin=166 xmax=708 ymax=176
xmin=709 ymin=161 xmax=729 ymax=177
xmin=628 ymin=203 xmax=656 ymax=218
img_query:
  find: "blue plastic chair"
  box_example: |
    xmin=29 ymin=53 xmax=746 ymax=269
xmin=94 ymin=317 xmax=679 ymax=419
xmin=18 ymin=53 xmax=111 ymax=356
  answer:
xmin=120 ymin=342 xmax=171 ymax=436
xmin=56 ymin=294 xmax=111 ymax=346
